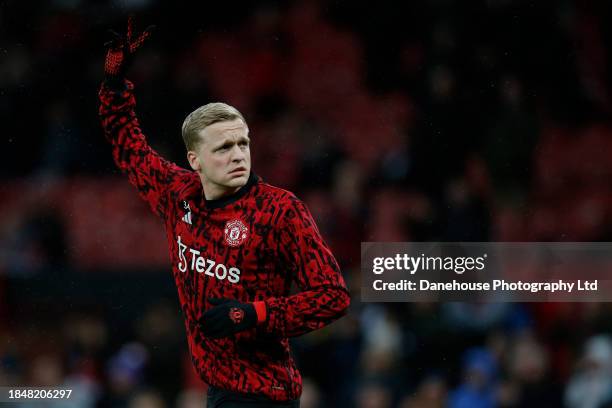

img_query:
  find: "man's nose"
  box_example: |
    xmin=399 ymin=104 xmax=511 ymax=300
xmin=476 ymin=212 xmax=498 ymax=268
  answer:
xmin=231 ymin=145 xmax=246 ymax=162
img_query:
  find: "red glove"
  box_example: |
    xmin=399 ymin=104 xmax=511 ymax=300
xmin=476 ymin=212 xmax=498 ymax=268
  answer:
xmin=104 ymin=16 xmax=154 ymax=79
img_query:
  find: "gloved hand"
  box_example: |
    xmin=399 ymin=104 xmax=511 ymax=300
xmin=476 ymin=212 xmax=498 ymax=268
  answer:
xmin=200 ymin=298 xmax=259 ymax=339
xmin=104 ymin=16 xmax=154 ymax=80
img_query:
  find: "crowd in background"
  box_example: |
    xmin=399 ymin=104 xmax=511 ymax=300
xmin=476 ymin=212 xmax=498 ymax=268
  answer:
xmin=1 ymin=0 xmax=612 ymax=406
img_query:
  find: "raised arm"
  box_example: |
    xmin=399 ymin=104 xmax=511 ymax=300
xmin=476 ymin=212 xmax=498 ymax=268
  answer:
xmin=99 ymin=18 xmax=189 ymax=217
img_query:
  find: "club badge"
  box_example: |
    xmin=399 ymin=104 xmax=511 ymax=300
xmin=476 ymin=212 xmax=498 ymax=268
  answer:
xmin=224 ymin=219 xmax=248 ymax=247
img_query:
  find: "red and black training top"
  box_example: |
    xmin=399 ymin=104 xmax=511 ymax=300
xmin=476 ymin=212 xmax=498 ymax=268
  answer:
xmin=98 ymin=80 xmax=351 ymax=402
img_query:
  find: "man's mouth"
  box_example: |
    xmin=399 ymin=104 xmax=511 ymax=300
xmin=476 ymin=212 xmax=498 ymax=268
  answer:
xmin=229 ymin=167 xmax=247 ymax=174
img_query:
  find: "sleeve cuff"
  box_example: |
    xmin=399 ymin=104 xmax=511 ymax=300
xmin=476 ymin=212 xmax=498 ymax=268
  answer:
xmin=252 ymin=301 xmax=267 ymax=325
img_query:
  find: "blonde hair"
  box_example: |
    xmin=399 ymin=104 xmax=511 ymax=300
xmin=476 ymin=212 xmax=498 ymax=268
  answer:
xmin=181 ymin=102 xmax=247 ymax=150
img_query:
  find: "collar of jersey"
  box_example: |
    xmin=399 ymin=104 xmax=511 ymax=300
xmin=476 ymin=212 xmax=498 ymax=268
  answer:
xmin=203 ymin=172 xmax=258 ymax=209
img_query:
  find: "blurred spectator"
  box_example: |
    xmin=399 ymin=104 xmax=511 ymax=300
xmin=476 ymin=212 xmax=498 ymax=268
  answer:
xmin=565 ymin=335 xmax=612 ymax=408
xmin=355 ymin=381 xmax=393 ymax=408
xmin=128 ymin=389 xmax=167 ymax=408
xmin=174 ymin=389 xmax=206 ymax=408
xmin=134 ymin=300 xmax=184 ymax=403
xmin=503 ymin=331 xmax=562 ymax=406
xmin=300 ymin=377 xmax=322 ymax=408
xmin=98 ymin=342 xmax=149 ymax=408
xmin=176 ymin=388 xmax=207 ymax=408
xmin=3 ymin=207 xmax=68 ymax=276
xmin=359 ymin=305 xmax=402 ymax=376
xmin=448 ymin=348 xmax=497 ymax=408
xmin=398 ymin=374 xmax=447 ymax=408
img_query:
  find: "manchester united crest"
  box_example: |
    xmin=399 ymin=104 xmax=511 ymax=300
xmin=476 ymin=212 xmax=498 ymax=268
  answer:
xmin=224 ymin=219 xmax=248 ymax=247
xmin=229 ymin=307 xmax=244 ymax=324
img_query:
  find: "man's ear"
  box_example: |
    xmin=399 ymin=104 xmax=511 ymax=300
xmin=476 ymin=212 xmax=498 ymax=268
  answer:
xmin=187 ymin=151 xmax=200 ymax=171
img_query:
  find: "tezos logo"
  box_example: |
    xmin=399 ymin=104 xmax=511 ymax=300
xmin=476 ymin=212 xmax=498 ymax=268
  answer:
xmin=176 ymin=236 xmax=241 ymax=283
xmin=224 ymin=219 xmax=248 ymax=247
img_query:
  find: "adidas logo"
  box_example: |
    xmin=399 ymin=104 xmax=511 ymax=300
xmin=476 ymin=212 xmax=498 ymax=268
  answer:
xmin=181 ymin=200 xmax=192 ymax=225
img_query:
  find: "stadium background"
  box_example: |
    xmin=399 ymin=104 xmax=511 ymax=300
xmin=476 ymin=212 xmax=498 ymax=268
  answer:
xmin=1 ymin=0 xmax=612 ymax=407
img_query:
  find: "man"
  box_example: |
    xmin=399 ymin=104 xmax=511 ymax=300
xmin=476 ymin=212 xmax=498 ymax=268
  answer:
xmin=99 ymin=18 xmax=350 ymax=408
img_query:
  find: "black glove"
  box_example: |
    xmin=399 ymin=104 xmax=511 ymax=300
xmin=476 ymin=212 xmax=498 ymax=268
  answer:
xmin=104 ymin=16 xmax=154 ymax=81
xmin=200 ymin=298 xmax=257 ymax=339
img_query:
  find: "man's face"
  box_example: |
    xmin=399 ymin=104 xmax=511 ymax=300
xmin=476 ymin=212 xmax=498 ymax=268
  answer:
xmin=187 ymin=118 xmax=251 ymax=198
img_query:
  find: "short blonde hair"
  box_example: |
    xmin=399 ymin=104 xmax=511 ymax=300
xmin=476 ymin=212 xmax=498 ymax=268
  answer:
xmin=181 ymin=102 xmax=247 ymax=150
